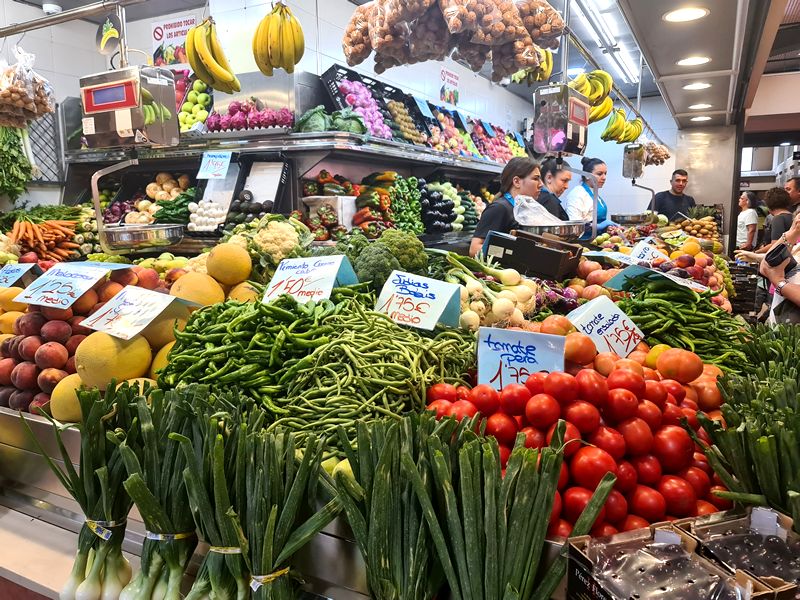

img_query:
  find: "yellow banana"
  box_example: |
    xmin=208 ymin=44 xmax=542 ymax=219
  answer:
xmin=544 ymin=50 xmax=553 ymax=79
xmin=280 ymin=7 xmax=296 ymax=72
xmin=592 ymin=70 xmax=613 ymax=97
xmin=587 ymin=76 xmax=605 ymax=105
xmin=253 ymin=15 xmax=274 ymax=76
xmin=601 ymin=110 xmax=619 ymax=141
xmin=268 ymin=6 xmax=284 ymax=71
xmin=195 ymin=20 xmax=234 ymax=85
xmin=187 ymin=24 xmax=218 ymax=88
xmin=208 ymin=19 xmax=238 ymax=90
xmin=286 ymin=6 xmax=305 ymax=64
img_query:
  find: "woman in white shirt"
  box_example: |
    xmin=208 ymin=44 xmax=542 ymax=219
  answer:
xmin=735 ymin=191 xmax=759 ymax=250
xmin=562 ymin=157 xmax=613 ymax=230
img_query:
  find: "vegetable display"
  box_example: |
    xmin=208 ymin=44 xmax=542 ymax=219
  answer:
xmin=0 ymin=126 xmax=32 ymax=204
xmin=153 ymin=187 xmax=197 ymax=224
xmin=338 ymin=79 xmax=392 ymax=139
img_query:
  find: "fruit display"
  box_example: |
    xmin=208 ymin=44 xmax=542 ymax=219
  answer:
xmin=206 ymin=98 xmax=294 ymax=132
xmin=601 ymin=108 xmax=643 ymax=143
xmin=674 ymin=216 xmax=721 ymax=241
xmin=386 ymin=99 xmax=427 ymax=144
xmin=567 ymin=70 xmax=614 ymax=108
xmin=645 ymin=141 xmax=671 ymax=165
xmin=178 ymin=79 xmax=212 ymax=133
xmin=471 ymin=122 xmax=514 ymax=163
xmin=428 ymin=109 xmax=470 ymax=155
xmin=506 ymin=133 xmax=528 ymax=157
xmin=186 ymin=17 xmax=241 ymax=95
xmin=252 ymin=1 xmax=305 ymax=75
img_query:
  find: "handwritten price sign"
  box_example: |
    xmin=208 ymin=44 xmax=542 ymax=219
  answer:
xmin=477 ymin=328 xmax=565 ymax=391
xmin=605 ymin=264 xmax=708 ymax=293
xmin=84 ymin=285 xmax=178 ymax=340
xmin=0 ymin=263 xmax=38 ymax=288
xmin=376 ymin=271 xmax=460 ymax=330
xmin=263 ymin=256 xmax=357 ymax=303
xmin=568 ymin=296 xmax=644 ymax=358
xmin=629 ymin=239 xmax=666 ymax=262
xmin=14 ymin=263 xmax=109 ymax=308
xmin=197 ymin=151 xmax=232 ymax=179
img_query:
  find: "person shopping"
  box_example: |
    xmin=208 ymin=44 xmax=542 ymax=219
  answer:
xmin=760 ymin=211 xmax=800 ymax=323
xmin=562 ymin=157 xmax=615 ymax=233
xmin=652 ymin=169 xmax=696 ymax=221
xmin=469 ymin=157 xmax=542 ymax=257
xmin=735 ymin=191 xmax=759 ymax=250
xmin=536 ymin=157 xmax=570 ymax=220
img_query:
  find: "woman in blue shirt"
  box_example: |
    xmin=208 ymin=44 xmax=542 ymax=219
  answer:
xmin=562 ymin=157 xmax=615 ymax=231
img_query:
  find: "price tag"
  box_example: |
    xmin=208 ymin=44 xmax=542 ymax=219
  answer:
xmin=513 ymin=131 xmax=526 ymax=146
xmin=583 ymin=251 xmax=636 ymax=266
xmin=79 ymin=261 xmax=133 ymax=271
xmin=0 ymin=263 xmax=38 ymax=287
xmin=454 ymin=110 xmax=470 ymax=131
xmin=605 ymin=264 xmax=708 ymax=292
xmin=629 ymin=239 xmax=667 ymax=262
xmin=197 ymin=151 xmax=233 ymax=179
xmin=263 ymin=256 xmax=357 ymax=303
xmin=413 ymin=96 xmax=434 ymax=119
xmin=480 ymin=120 xmax=496 ymax=138
xmin=14 ymin=263 xmax=109 ymax=308
xmin=477 ymin=327 xmax=565 ymax=391
xmin=83 ymin=286 xmax=180 ymax=340
xmin=568 ymin=296 xmax=644 ymax=358
xmin=375 ymin=270 xmax=460 ymax=330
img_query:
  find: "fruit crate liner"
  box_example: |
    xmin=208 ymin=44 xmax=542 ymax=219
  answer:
xmin=384 ymin=87 xmax=433 ymax=138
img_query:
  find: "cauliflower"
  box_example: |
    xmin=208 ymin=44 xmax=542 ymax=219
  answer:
xmin=227 ymin=234 xmax=249 ymax=249
xmin=253 ymin=221 xmax=300 ymax=263
xmin=375 ymin=229 xmax=428 ymax=274
xmin=186 ymin=253 xmax=209 ymax=274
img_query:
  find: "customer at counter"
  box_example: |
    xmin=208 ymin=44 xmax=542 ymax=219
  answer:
xmin=735 ymin=192 xmax=759 ymax=250
xmin=537 ymin=157 xmax=570 ymax=220
xmin=469 ymin=157 xmax=542 ymax=257
xmin=562 ymin=157 xmax=614 ymax=231
xmin=786 ymin=176 xmax=800 ymax=214
xmin=760 ymin=211 xmax=800 ymax=323
xmin=652 ymin=169 xmax=696 ymax=221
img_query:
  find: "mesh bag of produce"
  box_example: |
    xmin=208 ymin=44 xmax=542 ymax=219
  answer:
xmin=438 ymin=0 xmax=486 ymax=34
xmin=450 ymin=33 xmax=491 ymax=71
xmin=383 ymin=0 xmax=436 ymax=25
xmin=368 ymin=0 xmax=411 ymax=53
xmin=407 ymin=4 xmax=453 ymax=63
xmin=489 ymin=24 xmax=539 ymax=80
xmin=470 ymin=0 xmax=530 ymax=46
xmin=0 ymin=49 xmax=37 ymax=126
xmin=343 ymin=2 xmax=375 ymax=66
xmin=516 ymin=0 xmax=565 ymax=49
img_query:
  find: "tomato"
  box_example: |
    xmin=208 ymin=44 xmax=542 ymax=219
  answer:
xmin=570 ymin=446 xmax=618 ymax=489
xmin=629 ymin=485 xmax=667 ymax=522
xmin=635 ymin=341 xmax=650 ymax=353
xmin=544 ymin=372 xmax=579 ymax=404
xmin=681 ymin=407 xmax=700 ymax=430
xmin=485 ymin=412 xmax=519 ymax=446
xmin=692 ymin=452 xmax=711 ymax=474
xmin=695 ymin=499 xmax=719 ymax=516
xmin=470 ymin=384 xmax=500 ymax=416
xmin=588 ymin=426 xmax=626 ymax=461
xmin=525 ymin=393 xmax=561 ymax=429
xmin=575 ymin=369 xmax=609 ymax=407
xmin=565 ymin=332 xmax=597 ymax=365
xmin=644 ymin=381 xmax=668 ymax=408
xmin=607 ymin=369 xmax=646 ymax=399
xmin=547 ymin=518 xmax=573 ymax=538
xmin=615 ymin=460 xmax=638 ymax=493
xmin=636 ymin=400 xmax=663 ymax=432
xmin=656 ymin=348 xmax=704 ymax=383
xmin=563 ymin=400 xmax=601 ymax=434
xmin=604 ymin=489 xmax=628 ymax=524
xmin=524 ymin=372 xmax=548 ymax=396
xmin=558 ymin=461 xmax=569 ymax=490
xmin=499 ymin=383 xmax=532 ymax=416
xmin=702 ymin=364 xmax=723 ymax=379
xmin=520 ymin=426 xmax=546 ymax=449
xmin=627 ymin=350 xmax=648 ymax=366
xmin=653 ymin=425 xmax=694 ymax=473
xmin=665 ymin=393 xmax=678 ymax=406
xmin=426 ymin=399 xmax=453 ymax=419
xmin=612 ymin=359 xmax=644 ymax=377
xmin=679 ymin=466 xmax=711 ymax=499
xmin=427 ymin=382 xmax=458 ymax=403
xmin=642 ymin=367 xmax=660 ymax=381
xmin=448 ymin=400 xmax=478 ymax=421
xmin=660 ymin=379 xmax=686 ymax=403
xmin=645 ymin=344 xmax=671 ymax=369
xmin=616 ymin=417 xmax=654 ymax=456
xmin=696 ymin=426 xmax=711 ymax=445
xmin=707 ymin=486 xmax=732 ymax=510
xmin=498 ymin=445 xmax=511 ymax=468
xmin=591 ymin=523 xmax=619 ymax=537
xmin=631 ymin=454 xmax=662 ymax=485
xmin=550 ymin=490 xmax=562 ymax=525
xmin=547 ymin=421 xmax=582 ymax=457
xmin=456 ymin=386 xmax=472 ymax=401
xmin=620 ymin=514 xmax=650 ymax=532
xmin=661 ymin=403 xmax=685 ymax=426
xmin=564 ymin=360 xmax=584 ymax=376
xmin=681 ymin=398 xmax=699 ymax=411
xmin=563 ymin=487 xmax=606 ymax=525
xmin=604 ymin=388 xmax=639 ymax=423
xmin=658 ymin=475 xmax=697 ymax=517
xmin=691 ymin=377 xmax=723 ymax=411
xmin=683 ymin=385 xmax=699 ymax=403
xmin=540 ymin=315 xmax=576 ymax=336
xmin=594 ymin=352 xmax=620 ymax=376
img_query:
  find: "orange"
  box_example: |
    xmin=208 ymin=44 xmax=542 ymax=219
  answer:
xmin=670 ymin=250 xmax=683 ymax=260
xmin=682 ymin=241 xmax=701 ymax=255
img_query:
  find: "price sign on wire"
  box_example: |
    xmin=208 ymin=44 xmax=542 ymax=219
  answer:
xmin=14 ymin=263 xmax=109 ymax=308
xmin=568 ymin=296 xmax=644 ymax=358
xmin=477 ymin=327 xmax=565 ymax=391
xmin=514 ymin=131 xmax=526 ymax=146
xmin=480 ymin=120 xmax=496 ymax=138
xmin=263 ymin=256 xmax=357 ymax=303
xmin=375 ymin=270 xmax=460 ymax=330
xmin=83 ymin=285 xmax=181 ymax=340
xmin=0 ymin=263 xmax=38 ymax=288
xmin=605 ymin=264 xmax=708 ymax=292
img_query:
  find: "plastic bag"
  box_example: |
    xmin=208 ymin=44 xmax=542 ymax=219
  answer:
xmin=382 ymin=0 xmax=436 ymax=26
xmin=32 ymin=72 xmax=55 ymax=117
xmin=490 ymin=30 xmax=539 ymax=81
xmin=514 ymin=196 xmax=565 ymax=226
xmin=368 ymin=0 xmax=410 ymax=53
xmin=438 ymin=0 xmax=487 ymax=34
xmin=343 ymin=2 xmax=375 ymax=66
xmin=515 ymin=0 xmax=565 ymax=49
xmin=471 ymin=0 xmax=529 ymax=46
xmin=450 ymin=33 xmax=491 ymax=71
xmin=0 ymin=49 xmax=37 ymax=119
xmin=407 ymin=5 xmax=452 ymax=63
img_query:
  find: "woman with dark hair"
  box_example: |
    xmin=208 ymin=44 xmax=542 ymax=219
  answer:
xmin=469 ymin=157 xmax=542 ymax=257
xmin=562 ymin=157 xmax=612 ymax=229
xmin=537 ymin=157 xmax=570 ymax=220
xmin=735 ymin=191 xmax=759 ymax=250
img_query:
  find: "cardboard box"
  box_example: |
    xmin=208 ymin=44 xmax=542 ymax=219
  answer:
xmin=301 ymin=196 xmax=357 ymax=231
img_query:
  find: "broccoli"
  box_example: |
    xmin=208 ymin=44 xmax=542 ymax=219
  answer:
xmin=354 ymin=243 xmax=401 ymax=292
xmin=334 ymin=229 xmax=371 ymax=264
xmin=375 ymin=229 xmax=428 ymax=275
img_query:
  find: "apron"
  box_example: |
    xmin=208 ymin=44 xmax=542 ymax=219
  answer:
xmin=582 ymin=182 xmax=608 ymax=222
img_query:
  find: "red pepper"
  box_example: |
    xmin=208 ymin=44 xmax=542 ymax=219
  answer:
xmin=316 ymin=169 xmax=336 ymax=185
xmin=379 ymin=193 xmax=391 ymax=211
xmin=352 ymin=207 xmax=381 ymax=226
xmin=358 ymin=222 xmax=380 ymax=238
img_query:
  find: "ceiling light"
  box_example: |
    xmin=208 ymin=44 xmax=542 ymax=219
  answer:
xmin=663 ymin=7 xmax=710 ymax=22
xmin=689 ymin=103 xmax=712 ymax=110
xmin=780 ymin=142 xmax=792 ymax=146
xmin=684 ymin=82 xmax=711 ymax=90
xmin=691 ymin=116 xmax=712 ymax=122
xmin=677 ymin=56 xmax=711 ymax=66
xmin=574 ymin=0 xmax=617 ymax=48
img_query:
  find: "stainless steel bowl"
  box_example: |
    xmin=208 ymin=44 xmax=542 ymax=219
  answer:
xmin=100 ymin=224 xmax=185 ymax=253
xmin=612 ymin=213 xmax=650 ymax=225
xmin=516 ymin=221 xmax=586 ymax=240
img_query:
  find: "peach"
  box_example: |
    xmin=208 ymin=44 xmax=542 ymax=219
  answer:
xmin=0 ymin=386 xmax=14 ymax=407
xmin=15 ymin=312 xmax=47 ymax=337
xmin=11 ymin=361 xmax=40 ymax=390
xmin=41 ymin=306 xmax=73 ymax=321
xmin=110 ymin=269 xmax=139 ymax=286
xmin=675 ymin=254 xmax=695 ymax=269
xmin=29 ymin=393 xmax=50 ymax=415
xmin=19 ymin=336 xmax=43 ymax=362
xmin=0 ymin=357 xmax=17 ymax=386
xmin=0 ymin=336 xmax=15 ymax=358
xmin=64 ymin=356 xmax=76 ymax=374
xmin=165 ymin=268 xmax=187 ymax=286
xmin=34 ymin=342 xmax=68 ymax=370
xmin=136 ymin=268 xmax=161 ymax=290
xmin=8 ymin=389 xmax=35 ymax=411
xmin=65 ymin=335 xmax=86 ymax=356
xmin=98 ymin=281 xmax=124 ymax=302
xmin=71 ymin=289 xmax=98 ymax=316
xmin=40 ymin=320 xmax=73 ymax=345
xmin=8 ymin=336 xmax=23 ymax=361
xmin=37 ymin=368 xmax=68 ymax=393
xmin=68 ymin=317 xmax=93 ymax=336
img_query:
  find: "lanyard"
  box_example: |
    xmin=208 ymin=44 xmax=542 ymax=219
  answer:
xmin=582 ymin=182 xmax=606 ymax=208
xmin=504 ymin=192 xmax=516 ymax=208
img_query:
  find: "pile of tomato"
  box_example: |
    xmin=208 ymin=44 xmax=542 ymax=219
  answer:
xmin=426 ymin=336 xmax=730 ymax=538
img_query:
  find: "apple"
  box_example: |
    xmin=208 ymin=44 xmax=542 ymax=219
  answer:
xmin=191 ymin=104 xmax=202 ymax=115
xmin=197 ymin=93 xmax=211 ymax=107
xmin=195 ymin=109 xmax=208 ymax=122
xmin=187 ymin=91 xmax=199 ymax=104
xmin=19 ymin=252 xmax=38 ymax=264
xmin=192 ymin=80 xmax=207 ymax=93
xmin=181 ymin=102 xmax=194 ymax=113
xmin=178 ymin=112 xmax=188 ymax=124
xmin=180 ymin=125 xmax=190 ymax=133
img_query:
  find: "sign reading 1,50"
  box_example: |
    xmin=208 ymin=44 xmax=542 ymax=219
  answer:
xmin=265 ymin=276 xmax=325 ymax=300
xmin=24 ymin=279 xmax=78 ymax=306
xmin=377 ymin=293 xmax=430 ymax=325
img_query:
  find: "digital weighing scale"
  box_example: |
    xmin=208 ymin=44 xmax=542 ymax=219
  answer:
xmin=532 ymin=83 xmax=590 ymax=156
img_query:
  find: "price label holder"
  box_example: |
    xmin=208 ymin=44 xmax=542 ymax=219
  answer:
xmin=375 ymin=270 xmax=460 ymax=330
xmin=0 ymin=263 xmax=40 ymax=288
xmin=513 ymin=131 xmax=526 ymax=146
xmin=413 ymin=96 xmax=435 ymax=120
xmin=14 ymin=263 xmax=111 ymax=309
xmin=197 ymin=151 xmax=233 ymax=180
xmin=480 ymin=120 xmax=496 ymax=138
xmin=454 ymin=110 xmax=470 ymax=132
xmin=582 ymin=250 xmax=636 ymax=266
xmin=605 ymin=264 xmax=708 ymax=293
xmin=263 ymin=256 xmax=357 ymax=303
xmin=629 ymin=238 xmax=666 ymax=262
xmin=477 ymin=327 xmax=565 ymax=390
xmin=83 ymin=286 xmax=197 ymax=340
xmin=79 ymin=261 xmax=133 ymax=271
xmin=568 ymin=296 xmax=644 ymax=358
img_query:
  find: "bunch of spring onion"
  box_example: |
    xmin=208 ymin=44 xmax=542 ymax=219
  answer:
xmin=117 ymin=386 xmax=201 ymax=600
xmin=227 ymin=430 xmax=341 ymax=599
xmin=22 ymin=384 xmax=142 ymax=600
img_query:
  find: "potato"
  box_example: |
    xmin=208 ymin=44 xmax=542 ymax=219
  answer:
xmin=155 ymin=172 xmax=173 ymax=185
xmin=155 ymin=191 xmax=171 ymax=202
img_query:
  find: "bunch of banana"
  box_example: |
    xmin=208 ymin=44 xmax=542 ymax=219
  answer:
xmin=509 ymin=47 xmax=553 ymax=85
xmin=186 ymin=18 xmax=241 ymax=94
xmin=253 ymin=2 xmax=305 ymax=75
xmin=567 ymin=69 xmax=613 ymax=106
xmin=600 ymin=108 xmax=627 ymax=142
xmin=617 ymin=117 xmax=643 ymax=144
xmin=589 ymin=96 xmax=613 ymax=123
xmin=143 ymin=103 xmax=171 ymax=126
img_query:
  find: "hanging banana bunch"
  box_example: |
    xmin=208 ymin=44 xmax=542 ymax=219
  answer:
xmin=186 ymin=18 xmax=241 ymax=94
xmin=600 ymin=108 xmax=643 ymax=143
xmin=567 ymin=69 xmax=613 ymax=106
xmin=510 ymin=47 xmax=553 ymax=86
xmin=253 ymin=2 xmax=306 ymax=76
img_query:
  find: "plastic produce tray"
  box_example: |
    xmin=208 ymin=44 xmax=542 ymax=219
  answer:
xmin=320 ymin=64 xmax=366 ymax=111
xmin=385 ymin=88 xmax=433 ymax=138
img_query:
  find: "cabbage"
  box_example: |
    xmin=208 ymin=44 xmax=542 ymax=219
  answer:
xmin=294 ymin=105 xmax=331 ymax=133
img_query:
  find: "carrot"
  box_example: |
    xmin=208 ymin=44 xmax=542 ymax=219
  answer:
xmin=9 ymin=221 xmax=20 ymax=242
xmin=44 ymin=223 xmax=75 ymax=237
xmin=51 ymin=248 xmax=71 ymax=258
xmin=46 ymin=251 xmax=62 ymax=261
xmin=32 ymin=223 xmax=44 ymax=246
xmin=58 ymin=241 xmax=81 ymax=249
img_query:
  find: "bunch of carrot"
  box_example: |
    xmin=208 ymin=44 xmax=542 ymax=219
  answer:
xmin=8 ymin=219 xmax=81 ymax=261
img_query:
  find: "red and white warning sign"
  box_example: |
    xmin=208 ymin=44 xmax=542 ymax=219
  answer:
xmin=151 ymin=13 xmax=196 ymax=66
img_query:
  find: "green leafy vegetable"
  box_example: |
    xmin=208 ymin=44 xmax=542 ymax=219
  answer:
xmin=0 ymin=126 xmax=32 ymax=204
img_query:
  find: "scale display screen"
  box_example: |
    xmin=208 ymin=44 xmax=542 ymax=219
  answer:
xmin=91 ymin=85 xmax=127 ymax=106
xmin=81 ymin=79 xmax=138 ymax=114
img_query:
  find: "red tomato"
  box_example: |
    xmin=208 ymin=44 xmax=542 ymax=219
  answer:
xmin=427 ymin=382 xmax=458 ymax=403
xmin=681 ymin=407 xmax=700 ymax=430
xmin=564 ymin=400 xmax=601 ymax=434
xmin=575 ymin=369 xmax=609 ymax=407
xmin=661 ymin=403 xmax=685 ymax=427
xmin=696 ymin=426 xmax=711 ymax=446
xmin=615 ymin=460 xmax=638 ymax=493
xmin=691 ymin=377 xmax=723 ymax=411
xmin=604 ymin=489 xmax=628 ymax=524
xmin=702 ymin=364 xmax=723 ymax=379
xmin=498 ymin=445 xmax=511 ymax=468
xmin=565 ymin=332 xmax=597 ymax=365
xmin=658 ymin=475 xmax=697 ymax=517
xmin=679 ymin=467 xmax=711 ymax=500
xmin=524 ymin=372 xmax=548 ymax=396
xmin=448 ymin=400 xmax=478 ymax=421
xmin=550 ymin=490 xmax=562 ymax=525
xmin=642 ymin=367 xmax=660 ymax=381
xmin=681 ymin=399 xmax=699 ymax=411
xmin=627 ymin=350 xmax=648 ymax=365
xmin=660 ymin=379 xmax=686 ymax=403
xmin=692 ymin=452 xmax=711 ymax=474
xmin=570 ymin=446 xmax=618 ymax=489
xmin=607 ymin=369 xmax=646 ymax=399
xmin=547 ymin=421 xmax=582 ymax=457
xmin=591 ymin=522 xmax=619 ymax=537
xmin=520 ymin=426 xmax=546 ymax=449
xmin=631 ymin=454 xmax=662 ymax=485
xmin=656 ymin=348 xmax=704 ymax=383
xmin=456 ymin=386 xmax=472 ymax=401
xmin=558 ymin=461 xmax=569 ymax=490
xmin=544 ymin=372 xmax=579 ymax=404
xmin=683 ymin=385 xmax=699 ymax=403
xmin=604 ymin=388 xmax=639 ymax=423
xmin=564 ymin=360 xmax=585 ymax=376
xmin=613 ymin=359 xmax=645 ymax=377
xmin=696 ymin=499 xmax=719 ymax=516
xmin=540 ymin=315 xmax=576 ymax=336
xmin=594 ymin=352 xmax=620 ymax=376
xmin=653 ymin=425 xmax=694 ymax=473
xmin=499 ymin=383 xmax=532 ymax=416
xmin=563 ymin=487 xmax=606 ymax=525
xmin=485 ymin=412 xmax=518 ymax=446
xmin=636 ymin=400 xmax=663 ymax=432
xmin=588 ymin=426 xmax=626 ymax=461
xmin=620 ymin=514 xmax=650 ymax=532
xmin=629 ymin=485 xmax=667 ymax=522
xmin=547 ymin=518 xmax=573 ymax=538
xmin=616 ymin=417 xmax=654 ymax=456
xmin=707 ymin=486 xmax=732 ymax=510
xmin=525 ymin=393 xmax=561 ymax=429
xmin=470 ymin=384 xmax=500 ymax=416
xmin=665 ymin=393 xmax=678 ymax=405
xmin=426 ymin=399 xmax=453 ymax=419
xmin=644 ymin=381 xmax=668 ymax=408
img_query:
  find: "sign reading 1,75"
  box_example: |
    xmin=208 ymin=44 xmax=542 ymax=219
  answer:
xmin=376 ymin=293 xmax=431 ymax=326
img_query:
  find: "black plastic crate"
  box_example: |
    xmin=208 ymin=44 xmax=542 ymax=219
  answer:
xmin=320 ymin=64 xmax=365 ymax=111
xmin=385 ymin=88 xmax=433 ymax=139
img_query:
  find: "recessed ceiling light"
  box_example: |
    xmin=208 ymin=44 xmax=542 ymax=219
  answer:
xmin=691 ymin=116 xmax=712 ymax=122
xmin=663 ymin=7 xmax=710 ymax=22
xmin=780 ymin=142 xmax=792 ymax=146
xmin=689 ymin=103 xmax=712 ymax=110
xmin=684 ymin=82 xmax=711 ymax=90
xmin=677 ymin=56 xmax=711 ymax=66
